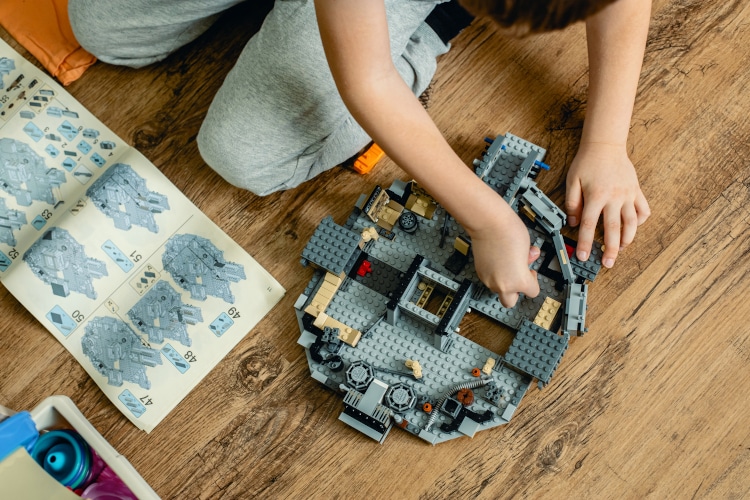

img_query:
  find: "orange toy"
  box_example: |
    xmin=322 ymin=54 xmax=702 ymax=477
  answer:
xmin=351 ymin=142 xmax=385 ymax=174
xmin=0 ymin=0 xmax=96 ymax=85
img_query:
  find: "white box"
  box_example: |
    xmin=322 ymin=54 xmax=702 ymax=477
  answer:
xmin=4 ymin=396 xmax=158 ymax=499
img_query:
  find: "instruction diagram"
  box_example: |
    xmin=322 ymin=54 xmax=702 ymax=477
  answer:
xmin=0 ymin=38 xmax=285 ymax=432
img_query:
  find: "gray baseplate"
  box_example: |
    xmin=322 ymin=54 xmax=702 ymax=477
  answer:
xmin=296 ymin=133 xmax=603 ymax=445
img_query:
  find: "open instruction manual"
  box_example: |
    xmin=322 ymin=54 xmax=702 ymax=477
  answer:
xmin=0 ymin=39 xmax=285 ymax=432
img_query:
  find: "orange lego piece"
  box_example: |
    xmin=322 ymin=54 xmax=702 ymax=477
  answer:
xmin=456 ymin=388 xmax=474 ymax=406
xmin=351 ymin=143 xmax=385 ymax=174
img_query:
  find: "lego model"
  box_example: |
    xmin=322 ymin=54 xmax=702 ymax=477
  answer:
xmin=162 ymin=233 xmax=247 ymax=304
xmin=295 ymin=133 xmax=603 ymax=444
xmin=0 ymin=137 xmax=67 ymax=206
xmin=23 ymin=226 xmax=108 ymax=299
xmin=128 ymin=280 xmax=203 ymax=347
xmin=0 ymin=57 xmax=14 ymax=89
xmin=0 ymin=197 xmax=26 ymax=246
xmin=86 ymin=163 xmax=170 ymax=233
xmin=81 ymin=316 xmax=162 ymax=389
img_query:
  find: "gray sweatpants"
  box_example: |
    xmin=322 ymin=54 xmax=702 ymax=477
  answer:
xmin=69 ymin=0 xmax=449 ymax=195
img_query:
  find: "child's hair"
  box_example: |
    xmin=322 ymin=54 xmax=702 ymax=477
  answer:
xmin=459 ymin=0 xmax=620 ymax=32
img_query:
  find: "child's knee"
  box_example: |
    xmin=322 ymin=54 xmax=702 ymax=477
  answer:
xmin=197 ymin=121 xmax=295 ymax=197
xmin=68 ymin=0 xmax=177 ymax=68
xmin=68 ymin=0 xmax=132 ymax=63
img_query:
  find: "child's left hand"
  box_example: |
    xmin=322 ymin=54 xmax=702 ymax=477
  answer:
xmin=565 ymin=141 xmax=650 ymax=268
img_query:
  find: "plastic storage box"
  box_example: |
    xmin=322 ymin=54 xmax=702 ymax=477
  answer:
xmin=0 ymin=395 xmax=158 ymax=499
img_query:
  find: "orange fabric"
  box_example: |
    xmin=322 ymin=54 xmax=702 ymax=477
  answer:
xmin=0 ymin=0 xmax=96 ymax=85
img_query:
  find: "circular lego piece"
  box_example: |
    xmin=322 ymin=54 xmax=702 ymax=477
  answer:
xmin=456 ymin=388 xmax=474 ymax=406
xmin=385 ymin=383 xmax=417 ymax=413
xmin=345 ymin=360 xmax=374 ymax=391
xmin=398 ymin=211 xmax=418 ymax=233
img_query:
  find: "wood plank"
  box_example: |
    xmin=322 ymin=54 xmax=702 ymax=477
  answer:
xmin=1 ymin=0 xmax=749 ymax=497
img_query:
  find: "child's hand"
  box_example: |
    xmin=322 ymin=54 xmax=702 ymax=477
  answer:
xmin=565 ymin=142 xmax=650 ymax=268
xmin=467 ymin=204 xmax=540 ymax=308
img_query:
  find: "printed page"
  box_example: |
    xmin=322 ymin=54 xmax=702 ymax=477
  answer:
xmin=0 ymin=39 xmax=285 ymax=431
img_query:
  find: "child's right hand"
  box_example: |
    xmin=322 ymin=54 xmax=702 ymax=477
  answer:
xmin=565 ymin=141 xmax=650 ymax=268
xmin=466 ymin=201 xmax=540 ymax=308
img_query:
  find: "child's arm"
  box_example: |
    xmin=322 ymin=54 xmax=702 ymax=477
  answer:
xmin=315 ymin=0 xmax=539 ymax=307
xmin=566 ymin=0 xmax=652 ymax=268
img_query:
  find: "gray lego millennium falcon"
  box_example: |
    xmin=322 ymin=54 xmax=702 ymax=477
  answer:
xmin=86 ymin=162 xmax=170 ymax=233
xmin=82 ymin=316 xmax=162 ymax=390
xmin=23 ymin=226 xmax=108 ymax=299
xmin=0 ymin=137 xmax=67 ymax=206
xmin=295 ymin=133 xmax=603 ymax=445
xmin=128 ymin=280 xmax=203 ymax=347
xmin=162 ymin=233 xmax=247 ymax=304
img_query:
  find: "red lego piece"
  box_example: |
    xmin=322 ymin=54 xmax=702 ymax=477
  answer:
xmin=356 ymin=260 xmax=372 ymax=277
xmin=564 ymin=243 xmax=574 ymax=258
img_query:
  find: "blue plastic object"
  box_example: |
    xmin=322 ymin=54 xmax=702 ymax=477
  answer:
xmin=31 ymin=429 xmax=95 ymax=489
xmin=534 ymin=159 xmax=551 ymax=170
xmin=0 ymin=411 xmax=39 ymax=462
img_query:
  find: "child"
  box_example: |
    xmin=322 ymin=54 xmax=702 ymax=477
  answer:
xmin=69 ymin=0 xmax=651 ymax=307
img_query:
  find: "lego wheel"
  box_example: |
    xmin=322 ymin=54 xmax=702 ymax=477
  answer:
xmin=398 ymin=211 xmax=418 ymax=234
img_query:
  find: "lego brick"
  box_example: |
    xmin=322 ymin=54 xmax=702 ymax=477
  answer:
xmin=533 ymin=296 xmax=562 ymax=331
xmin=501 ymin=403 xmax=517 ymax=421
xmin=551 ymin=230 xmax=575 ymax=283
xmin=563 ymin=282 xmax=589 ymax=336
xmin=570 ymin=239 xmax=604 ymax=282
xmin=457 ymin=415 xmax=482 ymax=438
xmin=311 ymin=369 xmax=328 ymax=384
xmin=297 ymin=330 xmax=317 ymax=349
xmin=294 ymin=293 xmax=309 ymax=311
xmin=504 ymin=319 xmax=568 ymax=385
xmin=301 ymin=215 xmax=362 ymax=275
xmin=358 ymin=378 xmax=389 ymax=415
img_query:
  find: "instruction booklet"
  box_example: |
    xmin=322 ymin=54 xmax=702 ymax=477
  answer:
xmin=0 ymin=38 xmax=285 ymax=432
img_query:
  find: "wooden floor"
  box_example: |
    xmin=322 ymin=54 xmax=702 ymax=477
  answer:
xmin=2 ymin=0 xmax=749 ymax=497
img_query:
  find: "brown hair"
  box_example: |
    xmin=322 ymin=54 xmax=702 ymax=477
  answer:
xmin=458 ymin=0 xmax=620 ymax=32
